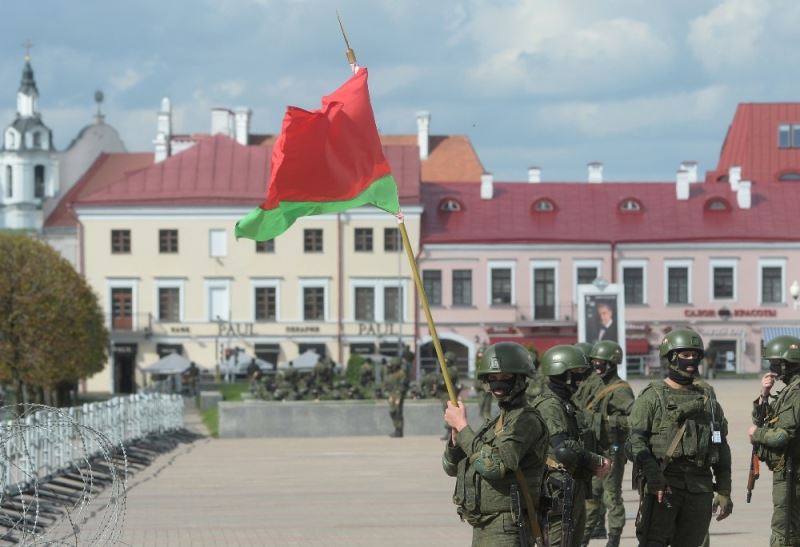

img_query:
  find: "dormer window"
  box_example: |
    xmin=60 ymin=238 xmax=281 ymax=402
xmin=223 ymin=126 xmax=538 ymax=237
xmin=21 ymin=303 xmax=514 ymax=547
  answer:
xmin=778 ymin=124 xmax=800 ymax=148
xmin=6 ymin=131 xmax=15 ymax=149
xmin=532 ymin=199 xmax=556 ymax=212
xmin=439 ymin=198 xmax=462 ymax=212
xmin=705 ymin=197 xmax=731 ymax=211
xmin=779 ymin=172 xmax=800 ymax=181
xmin=32 ymin=132 xmax=41 ymax=148
xmin=619 ymin=198 xmax=642 ymax=212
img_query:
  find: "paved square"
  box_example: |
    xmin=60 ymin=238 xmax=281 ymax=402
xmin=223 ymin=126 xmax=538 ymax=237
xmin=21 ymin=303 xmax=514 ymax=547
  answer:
xmin=70 ymin=378 xmax=774 ymax=546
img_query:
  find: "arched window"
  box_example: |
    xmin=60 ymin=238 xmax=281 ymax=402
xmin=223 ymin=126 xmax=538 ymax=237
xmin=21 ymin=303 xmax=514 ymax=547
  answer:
xmin=34 ymin=165 xmax=45 ymax=199
xmin=439 ymin=198 xmax=462 ymax=212
xmin=532 ymin=198 xmax=556 ymax=212
xmin=619 ymin=198 xmax=642 ymax=212
xmin=5 ymin=166 xmax=12 ymax=198
xmin=705 ymin=197 xmax=731 ymax=211
xmin=779 ymin=172 xmax=800 ymax=181
xmin=32 ymin=132 xmax=41 ymax=148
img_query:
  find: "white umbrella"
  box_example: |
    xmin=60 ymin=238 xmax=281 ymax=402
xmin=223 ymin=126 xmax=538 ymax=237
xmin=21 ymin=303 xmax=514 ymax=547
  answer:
xmin=143 ymin=352 xmax=192 ymax=375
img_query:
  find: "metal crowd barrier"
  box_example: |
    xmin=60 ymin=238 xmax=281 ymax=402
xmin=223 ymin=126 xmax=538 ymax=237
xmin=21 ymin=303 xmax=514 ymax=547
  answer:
xmin=0 ymin=393 xmax=184 ymax=495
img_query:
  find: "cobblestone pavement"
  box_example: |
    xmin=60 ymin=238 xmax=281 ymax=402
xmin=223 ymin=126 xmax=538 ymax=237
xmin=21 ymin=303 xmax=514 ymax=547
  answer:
xmin=73 ymin=379 xmax=773 ymax=546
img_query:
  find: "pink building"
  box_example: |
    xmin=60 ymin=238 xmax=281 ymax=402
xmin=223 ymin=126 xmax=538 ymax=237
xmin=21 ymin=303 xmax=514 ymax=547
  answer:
xmin=418 ymin=104 xmax=800 ymax=377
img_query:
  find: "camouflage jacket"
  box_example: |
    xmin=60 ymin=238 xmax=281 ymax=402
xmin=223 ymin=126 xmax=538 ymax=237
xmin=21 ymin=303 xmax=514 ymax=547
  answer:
xmin=752 ymin=374 xmax=800 ymax=472
xmin=582 ymin=375 xmax=635 ymax=451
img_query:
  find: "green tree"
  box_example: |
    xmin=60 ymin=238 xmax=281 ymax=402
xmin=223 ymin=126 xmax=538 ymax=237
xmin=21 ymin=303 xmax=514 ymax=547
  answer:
xmin=0 ymin=233 xmax=108 ymax=407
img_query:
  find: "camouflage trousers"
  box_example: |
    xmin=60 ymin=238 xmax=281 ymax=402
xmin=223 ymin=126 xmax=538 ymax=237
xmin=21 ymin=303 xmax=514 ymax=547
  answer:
xmin=388 ymin=394 xmax=404 ymax=432
xmin=635 ymin=486 xmax=712 ymax=546
xmin=470 ymin=512 xmax=532 ymax=546
xmin=545 ymin=473 xmax=587 ymax=547
xmin=582 ymin=450 xmax=626 ymax=542
xmin=770 ymin=474 xmax=800 ymax=546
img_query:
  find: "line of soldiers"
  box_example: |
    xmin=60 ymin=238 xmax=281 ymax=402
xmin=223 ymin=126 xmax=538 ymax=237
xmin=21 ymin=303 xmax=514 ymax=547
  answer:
xmin=442 ymin=325 xmax=800 ymax=546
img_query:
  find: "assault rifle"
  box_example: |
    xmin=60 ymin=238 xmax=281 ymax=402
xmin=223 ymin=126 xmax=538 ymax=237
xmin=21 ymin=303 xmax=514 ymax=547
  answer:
xmin=561 ymin=473 xmax=576 ymax=547
xmin=788 ymin=455 xmax=795 ymax=542
xmin=510 ymin=484 xmax=532 ymax=547
xmin=747 ymin=397 xmax=769 ymax=503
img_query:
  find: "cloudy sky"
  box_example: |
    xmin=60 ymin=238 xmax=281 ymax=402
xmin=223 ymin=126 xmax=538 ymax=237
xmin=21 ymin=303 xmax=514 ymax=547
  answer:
xmin=1 ymin=0 xmax=797 ymax=181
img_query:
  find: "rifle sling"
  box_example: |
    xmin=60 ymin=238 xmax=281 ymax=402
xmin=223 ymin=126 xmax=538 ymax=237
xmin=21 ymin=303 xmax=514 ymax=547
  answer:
xmin=496 ymin=412 xmax=545 ymax=547
xmin=585 ymin=382 xmax=628 ymax=411
xmin=661 ymin=422 xmax=688 ymax=470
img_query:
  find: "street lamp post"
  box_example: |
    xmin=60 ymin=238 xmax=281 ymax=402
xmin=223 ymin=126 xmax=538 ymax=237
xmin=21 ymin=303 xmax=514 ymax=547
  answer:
xmin=791 ymin=280 xmax=800 ymax=311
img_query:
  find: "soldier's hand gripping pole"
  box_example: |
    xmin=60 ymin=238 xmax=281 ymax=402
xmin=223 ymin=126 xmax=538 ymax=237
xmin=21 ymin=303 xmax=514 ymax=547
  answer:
xmin=397 ymin=214 xmax=458 ymax=403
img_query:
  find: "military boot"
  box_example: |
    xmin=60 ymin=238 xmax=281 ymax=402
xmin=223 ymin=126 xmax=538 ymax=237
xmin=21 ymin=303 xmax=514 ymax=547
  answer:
xmin=605 ymin=529 xmax=621 ymax=547
xmin=389 ymin=429 xmax=403 ymax=438
xmin=591 ymin=523 xmax=607 ymax=539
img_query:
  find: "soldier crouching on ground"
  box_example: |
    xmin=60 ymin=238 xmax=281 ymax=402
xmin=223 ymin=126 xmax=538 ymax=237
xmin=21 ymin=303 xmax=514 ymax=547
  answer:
xmin=532 ymin=345 xmax=612 ymax=547
xmin=628 ymin=327 xmax=732 ymax=547
xmin=443 ymin=342 xmax=548 ymax=546
xmin=748 ymin=335 xmax=800 ymax=547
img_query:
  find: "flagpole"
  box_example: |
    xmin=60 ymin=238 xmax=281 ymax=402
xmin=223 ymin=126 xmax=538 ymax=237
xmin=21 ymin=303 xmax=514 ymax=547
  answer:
xmin=336 ymin=14 xmax=458 ymax=405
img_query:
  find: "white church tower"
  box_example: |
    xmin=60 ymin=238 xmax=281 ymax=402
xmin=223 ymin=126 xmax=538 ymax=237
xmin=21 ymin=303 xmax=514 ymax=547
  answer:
xmin=0 ymin=50 xmax=59 ymax=230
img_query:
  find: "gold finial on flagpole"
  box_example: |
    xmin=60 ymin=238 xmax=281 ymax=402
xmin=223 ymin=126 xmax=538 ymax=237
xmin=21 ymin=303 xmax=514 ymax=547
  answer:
xmin=336 ymin=11 xmax=357 ymax=66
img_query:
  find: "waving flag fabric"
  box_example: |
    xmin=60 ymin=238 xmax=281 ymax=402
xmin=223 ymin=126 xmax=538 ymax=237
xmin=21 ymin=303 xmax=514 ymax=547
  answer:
xmin=235 ymin=68 xmax=399 ymax=241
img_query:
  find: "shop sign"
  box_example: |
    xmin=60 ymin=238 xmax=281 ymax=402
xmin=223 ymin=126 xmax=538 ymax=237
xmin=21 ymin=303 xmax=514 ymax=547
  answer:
xmin=217 ymin=321 xmax=255 ymax=337
xmin=357 ymin=323 xmax=399 ymax=336
xmin=684 ymin=308 xmax=777 ymax=318
xmin=170 ymin=326 xmax=190 ymax=334
xmin=286 ymin=326 xmax=321 ymax=333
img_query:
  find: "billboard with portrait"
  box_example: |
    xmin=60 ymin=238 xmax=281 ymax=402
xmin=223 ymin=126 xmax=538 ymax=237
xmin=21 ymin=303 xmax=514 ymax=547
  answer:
xmin=578 ymin=283 xmax=626 ymax=379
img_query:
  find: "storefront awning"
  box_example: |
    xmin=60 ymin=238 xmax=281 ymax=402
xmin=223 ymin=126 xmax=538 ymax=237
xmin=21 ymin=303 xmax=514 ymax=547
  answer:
xmin=762 ymin=326 xmax=800 ymax=341
xmin=626 ymin=339 xmax=650 ymax=355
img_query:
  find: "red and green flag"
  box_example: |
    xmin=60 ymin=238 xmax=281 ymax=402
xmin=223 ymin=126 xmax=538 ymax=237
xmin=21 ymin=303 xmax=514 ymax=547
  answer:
xmin=235 ymin=68 xmax=400 ymax=241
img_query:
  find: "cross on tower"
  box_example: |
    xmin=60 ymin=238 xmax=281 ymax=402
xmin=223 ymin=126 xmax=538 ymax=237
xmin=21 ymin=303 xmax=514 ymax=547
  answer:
xmin=21 ymin=39 xmax=33 ymax=61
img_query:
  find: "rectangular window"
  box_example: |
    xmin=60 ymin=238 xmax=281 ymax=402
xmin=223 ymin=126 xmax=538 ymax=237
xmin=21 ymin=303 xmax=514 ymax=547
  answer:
xmin=452 ymin=270 xmax=472 ymax=306
xmin=384 ymin=286 xmax=403 ymax=322
xmin=354 ymin=287 xmax=375 ymax=321
xmin=667 ymin=267 xmax=689 ymax=304
xmin=304 ymin=229 xmax=323 ymax=252
xmin=422 ymin=270 xmax=442 ymax=306
xmin=793 ymin=125 xmax=800 ymax=148
xmin=534 ymin=268 xmax=556 ymax=319
xmin=491 ymin=268 xmax=512 ymax=305
xmin=623 ymin=267 xmax=644 ymax=305
xmin=384 ymin=227 xmax=400 ymax=252
xmin=111 ymin=229 xmax=131 ymax=254
xmin=159 ymin=229 xmax=178 ymax=253
xmin=713 ymin=266 xmax=734 ymax=299
xmin=576 ymin=267 xmax=597 ymax=285
xmin=208 ymin=284 xmax=230 ymax=321
xmin=209 ymin=229 xmax=227 ymax=257
xmin=303 ymin=287 xmax=325 ymax=320
xmin=34 ymin=165 xmax=45 ymax=199
xmin=780 ymin=124 xmax=791 ymax=148
xmin=254 ymin=287 xmax=277 ymax=321
xmin=762 ymin=267 xmax=783 ymax=304
xmin=354 ymin=228 xmax=373 ymax=252
xmin=111 ymin=288 xmax=133 ymax=330
xmin=255 ymin=240 xmax=275 ymax=253
xmin=158 ymin=287 xmax=180 ymax=321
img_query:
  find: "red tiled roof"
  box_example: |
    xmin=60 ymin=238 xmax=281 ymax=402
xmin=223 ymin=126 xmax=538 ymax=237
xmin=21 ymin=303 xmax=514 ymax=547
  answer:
xmin=45 ymin=152 xmax=154 ymax=228
xmin=380 ymin=135 xmax=483 ymax=183
xmin=708 ymin=103 xmax=800 ymax=184
xmin=73 ymin=134 xmax=420 ymax=209
xmin=422 ymin=181 xmax=800 ymax=244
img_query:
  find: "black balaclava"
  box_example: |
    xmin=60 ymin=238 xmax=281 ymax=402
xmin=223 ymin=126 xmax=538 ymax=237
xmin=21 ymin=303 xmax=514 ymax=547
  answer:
xmin=667 ymin=351 xmax=702 ymax=385
xmin=487 ymin=375 xmax=528 ymax=409
xmin=592 ymin=359 xmax=616 ymax=382
xmin=769 ymin=360 xmax=800 ymax=384
xmin=549 ymin=368 xmax=589 ymax=399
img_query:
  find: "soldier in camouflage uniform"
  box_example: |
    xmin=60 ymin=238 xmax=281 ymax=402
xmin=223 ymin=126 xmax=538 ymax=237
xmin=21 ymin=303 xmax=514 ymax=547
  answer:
xmin=749 ymin=335 xmax=800 ymax=547
xmin=571 ymin=342 xmax=606 ymax=541
xmin=384 ymin=356 xmax=408 ymax=438
xmin=580 ymin=341 xmax=634 ymax=547
xmin=476 ymin=345 xmax=494 ymax=422
xmin=443 ymin=342 xmax=549 ymax=546
xmin=532 ymin=345 xmax=611 ymax=547
xmin=628 ymin=327 xmax=732 ymax=546
xmin=524 ymin=347 xmax=547 ymax=404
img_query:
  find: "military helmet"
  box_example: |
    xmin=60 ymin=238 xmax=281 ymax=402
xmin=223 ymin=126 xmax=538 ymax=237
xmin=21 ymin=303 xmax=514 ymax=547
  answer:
xmin=763 ymin=336 xmax=800 ymax=364
xmin=659 ymin=328 xmax=704 ymax=359
xmin=444 ymin=350 xmax=457 ymax=364
xmin=540 ymin=345 xmax=588 ymax=376
xmin=476 ymin=343 xmax=534 ymax=379
xmin=574 ymin=342 xmax=594 ymax=357
xmin=590 ymin=340 xmax=623 ymax=366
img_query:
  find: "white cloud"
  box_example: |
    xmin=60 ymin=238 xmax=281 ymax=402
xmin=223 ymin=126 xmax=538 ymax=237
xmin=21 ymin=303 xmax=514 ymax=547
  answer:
xmin=688 ymin=0 xmax=771 ymax=72
xmin=217 ymin=80 xmax=245 ymax=99
xmin=110 ymin=68 xmax=144 ymax=92
xmin=535 ymin=85 xmax=731 ymax=138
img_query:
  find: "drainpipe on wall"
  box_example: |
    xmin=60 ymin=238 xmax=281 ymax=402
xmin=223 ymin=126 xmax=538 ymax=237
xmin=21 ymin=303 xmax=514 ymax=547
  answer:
xmin=610 ymin=241 xmax=617 ymax=283
xmin=337 ymin=213 xmax=343 ymax=365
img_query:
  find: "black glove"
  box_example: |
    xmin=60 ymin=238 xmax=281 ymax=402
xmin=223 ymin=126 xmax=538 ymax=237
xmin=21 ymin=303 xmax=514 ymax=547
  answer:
xmin=639 ymin=454 xmax=666 ymax=492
